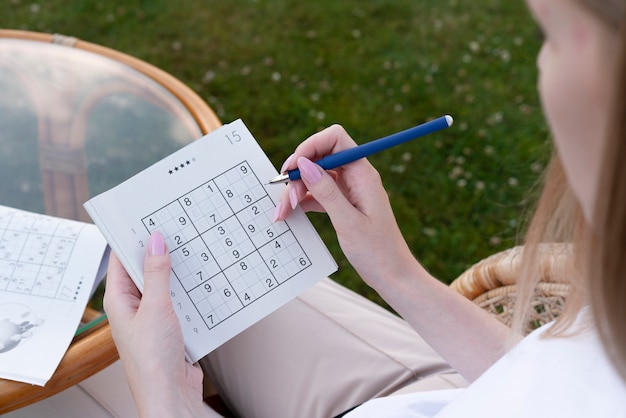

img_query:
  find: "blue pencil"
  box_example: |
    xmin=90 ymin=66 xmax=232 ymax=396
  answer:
xmin=268 ymin=115 xmax=453 ymax=184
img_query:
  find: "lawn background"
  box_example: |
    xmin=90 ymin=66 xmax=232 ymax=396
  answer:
xmin=3 ymin=0 xmax=550 ymax=308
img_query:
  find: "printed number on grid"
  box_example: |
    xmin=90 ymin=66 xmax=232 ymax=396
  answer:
xmin=141 ymin=161 xmax=311 ymax=331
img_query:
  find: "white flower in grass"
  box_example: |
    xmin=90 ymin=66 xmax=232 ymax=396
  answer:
xmin=390 ymin=165 xmax=406 ymax=173
xmin=319 ymin=80 xmax=331 ymax=91
xmin=423 ymin=227 xmax=437 ymax=237
xmin=489 ymin=236 xmax=502 ymax=246
xmin=449 ymin=166 xmax=463 ymax=179
xmin=202 ymin=71 xmax=216 ymax=84
xmin=519 ymin=103 xmax=532 ymax=115
xmin=487 ymin=112 xmax=503 ymax=125
xmin=531 ymin=162 xmax=543 ymax=173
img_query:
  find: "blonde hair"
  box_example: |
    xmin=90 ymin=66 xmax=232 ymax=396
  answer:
xmin=590 ymin=2 xmax=626 ymax=382
xmin=512 ymin=0 xmax=626 ymax=382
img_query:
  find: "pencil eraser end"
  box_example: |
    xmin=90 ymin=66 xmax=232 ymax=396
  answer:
xmin=444 ymin=115 xmax=454 ymax=127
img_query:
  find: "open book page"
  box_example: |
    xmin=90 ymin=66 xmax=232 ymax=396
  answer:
xmin=84 ymin=119 xmax=337 ymax=362
xmin=0 ymin=205 xmax=109 ymax=386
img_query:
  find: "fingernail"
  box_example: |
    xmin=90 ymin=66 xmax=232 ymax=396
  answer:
xmin=289 ymin=186 xmax=298 ymax=210
xmin=149 ymin=231 xmax=166 ymax=256
xmin=280 ymin=153 xmax=296 ymax=173
xmin=298 ymin=157 xmax=322 ymax=185
xmin=272 ymin=202 xmax=282 ymax=222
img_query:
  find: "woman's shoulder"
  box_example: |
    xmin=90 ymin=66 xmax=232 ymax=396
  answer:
xmin=347 ymin=310 xmax=626 ymax=418
xmin=437 ymin=309 xmax=626 ymax=416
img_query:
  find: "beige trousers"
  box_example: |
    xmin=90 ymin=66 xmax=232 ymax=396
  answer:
xmin=199 ymin=278 xmax=467 ymax=418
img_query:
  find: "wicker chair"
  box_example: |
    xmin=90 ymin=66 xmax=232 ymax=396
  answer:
xmin=450 ymin=243 xmax=572 ymax=335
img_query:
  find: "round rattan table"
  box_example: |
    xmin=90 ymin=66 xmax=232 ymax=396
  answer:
xmin=0 ymin=29 xmax=221 ymax=413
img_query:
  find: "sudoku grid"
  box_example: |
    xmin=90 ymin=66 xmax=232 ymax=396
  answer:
xmin=142 ymin=161 xmax=311 ymax=329
xmin=0 ymin=207 xmax=83 ymax=300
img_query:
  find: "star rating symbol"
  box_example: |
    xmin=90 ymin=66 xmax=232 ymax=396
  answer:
xmin=168 ymin=159 xmax=193 ymax=174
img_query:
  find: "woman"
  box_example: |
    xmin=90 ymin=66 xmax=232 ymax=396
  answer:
xmin=104 ymin=0 xmax=626 ymax=416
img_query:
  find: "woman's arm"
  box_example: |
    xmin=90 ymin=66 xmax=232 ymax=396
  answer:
xmin=275 ymin=125 xmax=513 ymax=381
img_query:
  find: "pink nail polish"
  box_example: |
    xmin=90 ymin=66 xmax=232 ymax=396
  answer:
xmin=280 ymin=153 xmax=296 ymax=174
xmin=298 ymin=157 xmax=322 ymax=185
xmin=149 ymin=231 xmax=166 ymax=256
xmin=272 ymin=202 xmax=282 ymax=222
xmin=289 ymin=186 xmax=298 ymax=209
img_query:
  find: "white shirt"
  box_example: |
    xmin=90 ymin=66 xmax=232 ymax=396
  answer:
xmin=347 ymin=309 xmax=626 ymax=417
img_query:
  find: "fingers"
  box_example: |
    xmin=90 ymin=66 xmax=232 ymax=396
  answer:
xmin=104 ymin=233 xmax=174 ymax=325
xmin=296 ymin=157 xmax=364 ymax=234
xmin=105 ymin=252 xmax=137 ymax=299
xmin=279 ymin=125 xmax=357 ymax=174
xmin=141 ymin=231 xmax=173 ymax=309
xmin=104 ymin=251 xmax=140 ymax=317
xmin=274 ymin=124 xmax=361 ymax=221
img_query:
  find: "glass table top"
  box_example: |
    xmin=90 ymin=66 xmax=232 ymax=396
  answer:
xmin=0 ymin=33 xmax=222 ymax=413
xmin=0 ymin=38 xmax=203 ymax=216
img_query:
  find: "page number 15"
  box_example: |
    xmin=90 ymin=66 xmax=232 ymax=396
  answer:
xmin=225 ymin=130 xmax=241 ymax=145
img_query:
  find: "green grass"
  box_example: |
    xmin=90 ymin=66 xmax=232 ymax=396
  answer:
xmin=3 ymin=0 xmax=549 ymax=308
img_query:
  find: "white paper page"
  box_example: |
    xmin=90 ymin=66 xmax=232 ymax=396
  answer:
xmin=0 ymin=205 xmax=109 ymax=385
xmin=84 ymin=119 xmax=337 ymax=362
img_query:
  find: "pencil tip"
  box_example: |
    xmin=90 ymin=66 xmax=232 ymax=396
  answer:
xmin=268 ymin=173 xmax=290 ymax=184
